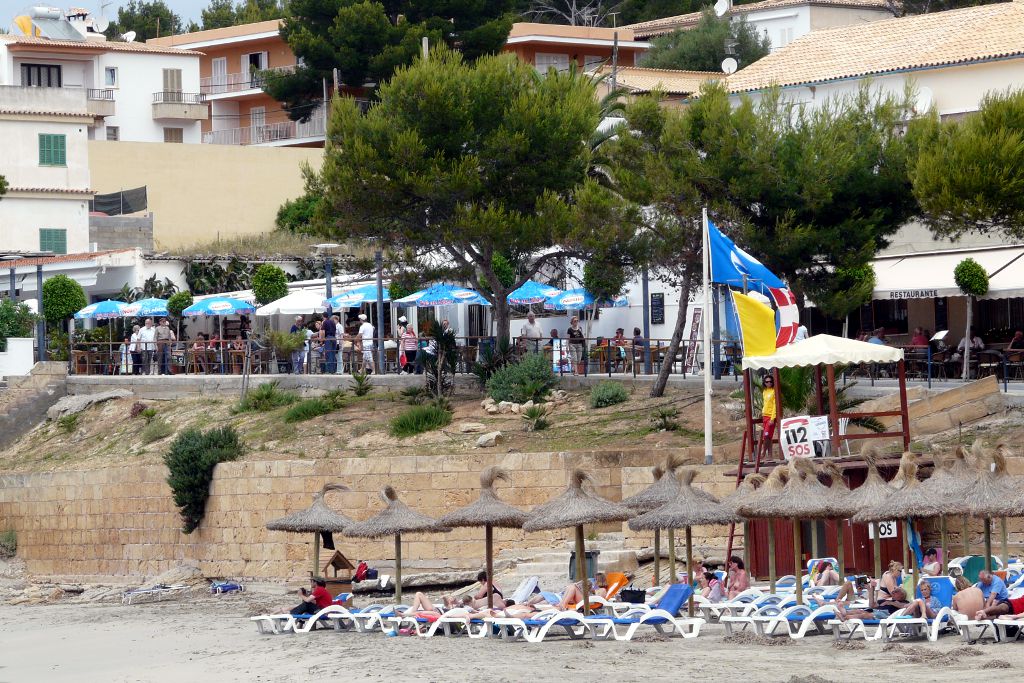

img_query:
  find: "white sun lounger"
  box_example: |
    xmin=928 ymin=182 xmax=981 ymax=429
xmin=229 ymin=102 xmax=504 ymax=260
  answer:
xmin=484 ymin=610 xmax=595 ymax=643
xmin=748 ymin=603 xmax=851 ymax=639
xmin=828 ymin=607 xmax=910 ymax=641
xmin=951 ymin=615 xmax=1001 ymax=644
xmin=875 ymin=607 xmax=959 ymax=642
xmin=993 ymin=618 xmax=1024 ymax=643
xmin=121 ymin=583 xmax=191 ymax=605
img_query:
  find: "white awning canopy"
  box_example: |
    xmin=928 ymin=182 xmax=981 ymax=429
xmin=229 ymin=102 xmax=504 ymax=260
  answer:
xmin=742 ymin=334 xmax=904 ymax=370
xmin=873 ymin=246 xmax=1024 ymax=301
xmin=255 ymin=289 xmax=328 ymax=317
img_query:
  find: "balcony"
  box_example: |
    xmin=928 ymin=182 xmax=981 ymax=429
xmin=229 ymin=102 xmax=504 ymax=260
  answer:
xmin=203 ymin=107 xmax=326 ymax=146
xmin=152 ymin=91 xmax=209 ymax=121
xmin=86 ymin=88 xmax=115 ymax=117
xmin=200 ymin=65 xmax=296 ymax=96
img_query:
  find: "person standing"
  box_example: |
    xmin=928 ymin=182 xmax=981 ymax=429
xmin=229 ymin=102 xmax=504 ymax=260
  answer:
xmin=400 ymin=319 xmax=418 ymax=374
xmin=129 ymin=324 xmax=143 ymax=375
xmin=289 ymin=315 xmax=305 ymax=374
xmin=519 ymin=312 xmax=544 ymax=353
xmin=757 ymin=374 xmax=778 ymax=461
xmin=155 ymin=318 xmax=176 ymax=375
xmin=321 ymin=313 xmax=338 ymax=374
xmin=137 ymin=318 xmax=157 ymax=375
xmin=357 ymin=313 xmax=375 ymax=374
xmin=566 ymin=316 xmax=585 ymax=375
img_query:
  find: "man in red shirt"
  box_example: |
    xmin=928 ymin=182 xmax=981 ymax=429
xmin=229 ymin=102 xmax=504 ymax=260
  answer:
xmin=290 ymin=577 xmax=333 ymax=615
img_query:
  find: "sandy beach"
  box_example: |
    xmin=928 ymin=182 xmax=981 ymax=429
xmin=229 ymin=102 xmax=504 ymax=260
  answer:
xmin=2 ymin=595 xmax=1021 ymax=683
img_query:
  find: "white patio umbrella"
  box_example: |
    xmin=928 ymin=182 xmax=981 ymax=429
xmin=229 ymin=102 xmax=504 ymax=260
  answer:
xmin=255 ymin=290 xmax=327 ymax=317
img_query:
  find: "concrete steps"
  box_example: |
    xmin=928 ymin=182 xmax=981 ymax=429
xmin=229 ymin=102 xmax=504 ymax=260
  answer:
xmin=497 ymin=533 xmax=640 ymax=593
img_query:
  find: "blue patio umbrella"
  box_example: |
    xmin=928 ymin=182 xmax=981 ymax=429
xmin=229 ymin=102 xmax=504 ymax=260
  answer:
xmin=120 ymin=297 xmax=169 ymax=318
xmin=324 ymin=283 xmax=391 ymax=308
xmin=544 ymin=288 xmax=629 ymax=311
xmin=74 ymin=299 xmax=128 ymax=320
xmin=394 ymin=283 xmax=491 ymax=307
xmin=507 ymin=281 xmax=562 ymax=305
xmin=182 ymin=296 xmax=256 ymax=317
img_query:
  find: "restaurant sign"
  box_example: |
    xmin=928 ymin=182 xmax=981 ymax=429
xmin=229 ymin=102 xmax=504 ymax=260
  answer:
xmin=887 ymin=290 xmax=939 ymax=299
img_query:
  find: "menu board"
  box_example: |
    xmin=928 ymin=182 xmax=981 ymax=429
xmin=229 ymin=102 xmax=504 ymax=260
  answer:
xmin=650 ymin=293 xmax=665 ymax=325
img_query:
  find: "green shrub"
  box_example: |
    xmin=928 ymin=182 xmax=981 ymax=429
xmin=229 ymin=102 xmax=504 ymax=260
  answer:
xmin=954 ymin=257 xmax=990 ymax=297
xmin=284 ymin=398 xmax=333 ymax=423
xmin=522 ymin=404 xmax=550 ymax=432
xmin=267 ymin=329 xmax=306 ymax=355
xmin=139 ymin=407 xmax=158 ymax=423
xmin=389 ymin=405 xmax=452 ymax=438
xmin=471 ymin=337 xmax=517 ymax=389
xmin=236 ymin=381 xmax=298 ymax=412
xmin=323 ymin=388 xmax=348 ymax=409
xmin=141 ymin=417 xmax=174 ymax=444
xmin=588 ymin=381 xmax=629 ymax=409
xmin=0 ymin=300 xmax=38 ymax=352
xmin=350 ymin=371 xmax=372 ymax=396
xmin=57 ymin=414 xmax=78 ymax=433
xmin=42 ymin=274 xmax=87 ymax=325
xmin=0 ymin=530 xmax=15 ymax=558
xmin=651 ymin=407 xmax=680 ymax=432
xmin=251 ymin=264 xmax=289 ymax=305
xmin=400 ymin=386 xmax=428 ymax=405
xmin=487 ymin=353 xmax=558 ymax=403
xmin=165 ymin=426 xmax=244 ymax=533
xmin=167 ymin=291 xmax=193 ymax=318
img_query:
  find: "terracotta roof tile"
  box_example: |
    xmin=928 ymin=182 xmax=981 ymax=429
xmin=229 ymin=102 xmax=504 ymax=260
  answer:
xmin=0 ymin=249 xmax=133 ymax=269
xmin=726 ymin=2 xmax=1024 ymax=92
xmin=597 ymin=66 xmax=721 ymax=94
xmin=0 ymin=109 xmax=91 ymax=117
xmin=625 ymin=0 xmax=892 ymax=38
xmin=8 ymin=186 xmax=93 ymax=195
xmin=0 ymin=34 xmax=201 ymax=56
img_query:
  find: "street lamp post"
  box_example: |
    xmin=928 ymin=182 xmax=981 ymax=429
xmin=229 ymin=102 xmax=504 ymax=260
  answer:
xmin=314 ymin=243 xmax=341 ymax=300
xmin=375 ymin=248 xmax=385 ymax=372
xmin=36 ymin=265 xmax=46 ymax=362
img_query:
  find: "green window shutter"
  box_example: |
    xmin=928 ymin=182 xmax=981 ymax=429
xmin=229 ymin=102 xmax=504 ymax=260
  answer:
xmin=39 ymin=229 xmax=67 ymax=254
xmin=38 ymin=134 xmax=67 ymax=166
xmin=55 ymin=135 xmax=66 ymax=165
xmin=38 ymin=134 xmax=48 ymax=164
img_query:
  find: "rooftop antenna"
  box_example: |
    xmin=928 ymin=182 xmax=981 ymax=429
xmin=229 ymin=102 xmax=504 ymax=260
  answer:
xmin=608 ymin=11 xmax=620 ymax=27
xmin=714 ymin=0 xmax=731 ymax=16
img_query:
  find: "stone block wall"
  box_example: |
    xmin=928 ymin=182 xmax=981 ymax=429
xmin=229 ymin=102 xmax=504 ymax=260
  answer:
xmin=88 ymin=214 xmax=154 ymax=251
xmin=0 ymin=448 xmax=739 ymax=582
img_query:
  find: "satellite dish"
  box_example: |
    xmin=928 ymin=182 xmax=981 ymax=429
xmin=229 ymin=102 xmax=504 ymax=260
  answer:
xmin=914 ymin=86 xmax=933 ymax=115
xmin=122 ymin=30 xmax=136 ymax=42
xmin=721 ymin=57 xmax=738 ymax=75
xmin=714 ymin=0 xmax=730 ymax=17
xmin=93 ymin=15 xmax=109 ymax=32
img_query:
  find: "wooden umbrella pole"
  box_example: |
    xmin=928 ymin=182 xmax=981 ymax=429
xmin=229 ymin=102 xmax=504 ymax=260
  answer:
xmin=837 ymin=520 xmax=845 ymax=581
xmin=792 ymin=518 xmax=803 ymax=604
xmin=811 ymin=521 xmax=820 ymax=560
xmin=743 ymin=522 xmax=751 ymax=576
xmin=395 ymin=532 xmax=403 ymax=604
xmin=962 ymin=516 xmax=970 ymax=555
xmin=768 ymin=520 xmax=777 ymax=594
xmin=486 ymin=524 xmax=494 ymax=610
xmin=667 ymin=528 xmax=677 ymax=583
xmin=940 ymin=516 xmax=948 ymax=575
xmin=983 ymin=518 xmax=993 ymax=573
xmin=685 ymin=526 xmax=694 ymax=618
xmin=576 ymin=525 xmax=589 ymax=614
xmin=312 ymin=532 xmax=320 ymax=578
xmin=1000 ymin=517 xmax=1008 ymax=569
xmin=872 ymin=527 xmax=882 ymax=580
xmin=653 ymin=530 xmax=661 ymax=587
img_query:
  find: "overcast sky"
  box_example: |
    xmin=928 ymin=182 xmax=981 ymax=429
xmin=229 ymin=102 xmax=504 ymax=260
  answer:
xmin=1 ymin=1 xmax=209 ymax=28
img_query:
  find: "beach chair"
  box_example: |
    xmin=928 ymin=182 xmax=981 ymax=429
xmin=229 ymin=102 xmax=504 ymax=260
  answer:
xmin=585 ymin=584 xmax=705 ymax=642
xmin=509 ymin=576 xmax=540 ymax=605
xmin=210 ymin=581 xmax=244 ymax=594
xmin=950 ymin=614 xmax=1000 ymax=644
xmin=993 ymin=618 xmax=1024 ymax=643
xmin=484 ymin=609 xmax=595 ymax=643
xmin=121 ymin=583 xmax=191 ymax=605
xmin=875 ymin=577 xmax=957 ymax=642
xmin=829 ymin=607 xmax=913 ymax=641
xmin=718 ymin=593 xmax=794 ymax=625
xmin=695 ymin=588 xmax=763 ymax=622
xmin=348 ymin=604 xmax=411 ymax=633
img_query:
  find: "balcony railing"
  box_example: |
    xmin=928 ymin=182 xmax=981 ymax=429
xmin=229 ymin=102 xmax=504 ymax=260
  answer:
xmin=203 ymin=106 xmax=327 ymax=145
xmin=86 ymin=88 xmax=115 ymax=101
xmin=153 ymin=91 xmax=207 ymax=104
xmin=200 ymin=65 xmax=296 ymax=95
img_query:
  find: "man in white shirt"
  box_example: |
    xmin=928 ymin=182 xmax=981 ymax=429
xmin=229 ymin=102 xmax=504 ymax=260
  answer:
xmin=794 ymin=324 xmax=809 ymax=342
xmin=136 ymin=318 xmax=157 ymax=375
xmin=519 ymin=312 xmax=544 ymax=353
xmin=357 ymin=313 xmax=375 ymax=373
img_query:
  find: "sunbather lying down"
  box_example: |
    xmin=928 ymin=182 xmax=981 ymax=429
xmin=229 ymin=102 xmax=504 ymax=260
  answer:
xmin=974 ymin=595 xmax=1024 ymax=621
xmin=834 ymin=580 xmax=908 ymax=622
xmin=524 ymin=574 xmax=610 ymax=611
xmin=405 ymin=592 xmax=525 ymax=621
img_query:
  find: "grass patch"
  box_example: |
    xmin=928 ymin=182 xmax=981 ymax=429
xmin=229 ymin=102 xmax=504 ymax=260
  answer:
xmin=141 ymin=417 xmax=174 ymax=444
xmin=283 ymin=398 xmax=333 ymax=423
xmin=0 ymin=530 xmax=16 ymax=558
xmin=235 ymin=381 xmax=298 ymax=413
xmin=389 ymin=405 xmax=452 ymax=438
xmin=588 ymin=381 xmax=629 ymax=409
xmin=57 ymin=414 xmax=78 ymax=433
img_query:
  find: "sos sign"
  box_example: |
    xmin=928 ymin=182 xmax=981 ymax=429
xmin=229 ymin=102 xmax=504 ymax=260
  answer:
xmin=779 ymin=415 xmax=830 ymax=460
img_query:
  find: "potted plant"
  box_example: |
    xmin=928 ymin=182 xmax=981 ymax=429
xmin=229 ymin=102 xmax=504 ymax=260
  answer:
xmin=267 ymin=330 xmax=305 ymax=373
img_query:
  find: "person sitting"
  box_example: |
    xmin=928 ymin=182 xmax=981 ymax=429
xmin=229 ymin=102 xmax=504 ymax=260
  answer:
xmin=814 ymin=560 xmax=841 ymax=587
xmin=952 ymin=327 xmax=985 ymax=362
xmin=554 ymin=572 xmax=609 ymax=610
xmin=690 ymin=559 xmax=706 ymax=584
xmin=1008 ymin=330 xmax=1024 ymax=351
xmin=910 ymin=327 xmax=929 ymax=346
xmin=727 ymin=556 xmax=750 ymax=600
xmin=973 ymin=594 xmax=1024 ymax=621
xmin=699 ymin=571 xmax=725 ymax=603
xmin=976 ymin=569 xmax=1009 ymax=609
xmin=867 ymin=328 xmax=887 ymax=345
xmin=469 ymin=570 xmax=504 ymax=608
xmin=191 ymin=333 xmax=208 ymax=373
xmin=835 ymin=579 xmax=909 ymax=622
xmin=880 ymin=560 xmax=904 ymax=598
xmin=905 ymin=579 xmax=942 ymax=619
xmin=920 ymin=547 xmax=940 ymax=577
xmin=951 ymin=576 xmax=985 ymax=617
xmin=290 ymin=577 xmax=333 ymax=616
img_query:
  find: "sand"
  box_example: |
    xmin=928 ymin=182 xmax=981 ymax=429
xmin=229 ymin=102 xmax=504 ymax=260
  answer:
xmin=1 ymin=596 xmax=1021 ymax=683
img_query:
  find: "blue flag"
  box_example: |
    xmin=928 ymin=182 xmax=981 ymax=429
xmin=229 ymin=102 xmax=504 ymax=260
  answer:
xmin=708 ymin=219 xmax=785 ymax=292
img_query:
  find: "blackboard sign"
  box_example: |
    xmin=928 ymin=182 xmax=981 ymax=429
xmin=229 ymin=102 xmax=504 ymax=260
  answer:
xmin=650 ymin=293 xmax=665 ymax=325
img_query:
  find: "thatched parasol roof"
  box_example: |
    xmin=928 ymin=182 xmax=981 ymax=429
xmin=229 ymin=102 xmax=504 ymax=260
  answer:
xmin=749 ymin=458 xmax=838 ymax=519
xmin=630 ymin=470 xmax=741 ymax=530
xmin=266 ymin=483 xmax=354 ymax=533
xmin=820 ymin=462 xmax=858 ymax=519
xmin=963 ymin=444 xmax=1023 ymax=518
xmin=737 ymin=466 xmax=790 ymax=519
xmin=919 ymin=448 xmax=972 ymax=516
xmin=721 ymin=473 xmax=766 ymax=513
xmin=622 ymin=453 xmax=693 ymax=512
xmin=344 ymin=485 xmax=449 ymax=538
xmin=523 ymin=469 xmax=634 ymax=532
xmin=438 ymin=466 xmax=529 ymax=529
xmin=853 ymin=453 xmax=940 ymax=522
xmin=844 ymin=445 xmax=895 ymax=513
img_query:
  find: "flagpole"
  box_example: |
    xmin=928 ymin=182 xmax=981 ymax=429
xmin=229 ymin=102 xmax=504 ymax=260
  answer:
xmin=702 ymin=207 xmax=713 ymax=466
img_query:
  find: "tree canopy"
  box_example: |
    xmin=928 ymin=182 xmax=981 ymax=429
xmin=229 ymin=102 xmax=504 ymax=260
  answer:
xmin=911 ymin=89 xmax=1024 ymax=241
xmin=105 ymin=1 xmax=181 ymax=41
xmin=264 ymin=0 xmax=515 ymax=121
xmin=311 ymin=47 xmax=633 ymax=338
xmin=641 ymin=10 xmax=770 ymax=72
xmin=201 ymin=0 xmax=285 ymax=29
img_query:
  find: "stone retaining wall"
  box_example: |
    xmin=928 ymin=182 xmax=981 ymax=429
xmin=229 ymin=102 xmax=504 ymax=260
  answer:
xmin=0 ymin=449 xmax=738 ymax=582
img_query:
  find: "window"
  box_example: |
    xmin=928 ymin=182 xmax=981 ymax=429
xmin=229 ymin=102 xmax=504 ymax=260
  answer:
xmin=776 ymin=27 xmax=794 ymax=48
xmin=535 ymin=53 xmax=570 ymax=74
xmin=21 ymin=63 xmax=62 ymax=87
xmin=105 ymin=126 xmax=119 ymax=141
xmin=104 ymin=67 xmax=118 ymax=87
xmin=38 ymin=134 xmax=67 ymax=166
xmin=163 ymin=127 xmax=183 ymax=143
xmin=162 ymin=68 xmax=182 ymax=96
xmin=39 ymin=229 xmax=67 ymax=255
xmin=583 ymin=55 xmax=605 ymax=71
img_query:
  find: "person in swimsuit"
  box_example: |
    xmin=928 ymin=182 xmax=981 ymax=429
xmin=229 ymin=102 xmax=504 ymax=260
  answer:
xmin=906 ymin=579 xmax=942 ymax=619
xmin=727 ymin=556 xmax=750 ymax=600
xmin=835 ymin=579 xmax=909 ymax=621
xmin=952 ymin=576 xmax=984 ymax=617
xmin=880 ymin=561 xmax=904 ymax=597
xmin=814 ymin=560 xmax=841 ymax=587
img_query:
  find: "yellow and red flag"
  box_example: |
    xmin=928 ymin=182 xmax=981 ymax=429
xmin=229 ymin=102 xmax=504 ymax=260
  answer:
xmin=732 ymin=290 xmax=777 ymax=357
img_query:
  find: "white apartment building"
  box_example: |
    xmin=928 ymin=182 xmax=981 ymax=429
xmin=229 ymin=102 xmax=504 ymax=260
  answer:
xmin=0 ymin=85 xmax=91 ymax=254
xmin=0 ymin=10 xmax=207 ymax=143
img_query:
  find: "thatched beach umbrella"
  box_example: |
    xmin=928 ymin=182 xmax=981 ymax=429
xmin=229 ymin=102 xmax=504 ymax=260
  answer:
xmin=820 ymin=462 xmax=856 ymax=579
xmin=344 ymin=485 xmax=450 ymax=603
xmin=844 ymin=446 xmax=894 ymax=579
xmin=737 ymin=466 xmax=790 ymax=594
xmin=438 ymin=467 xmax=529 ymax=608
xmin=523 ymin=469 xmax=634 ymax=613
xmin=622 ymin=453 xmax=687 ymax=585
xmin=962 ymin=444 xmax=1021 ymax=572
xmin=918 ymin=448 xmax=972 ymax=573
xmin=266 ymin=483 xmax=354 ymax=576
xmin=721 ymin=473 xmax=765 ymax=573
xmin=631 ymin=469 xmax=740 ymax=616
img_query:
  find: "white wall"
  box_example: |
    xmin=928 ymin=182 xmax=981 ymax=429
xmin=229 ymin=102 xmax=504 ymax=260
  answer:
xmin=742 ymin=5 xmax=811 ymax=51
xmin=0 ymin=338 xmax=36 ymax=377
xmin=0 ymin=196 xmax=90 ymax=253
xmin=0 ymin=116 xmax=90 ymax=190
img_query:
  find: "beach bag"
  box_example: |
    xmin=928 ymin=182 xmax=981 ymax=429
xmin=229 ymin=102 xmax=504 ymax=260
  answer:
xmin=354 ymin=561 xmax=369 ymax=582
xmin=620 ymin=588 xmax=646 ymax=604
xmin=366 ymin=568 xmax=379 ymax=581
